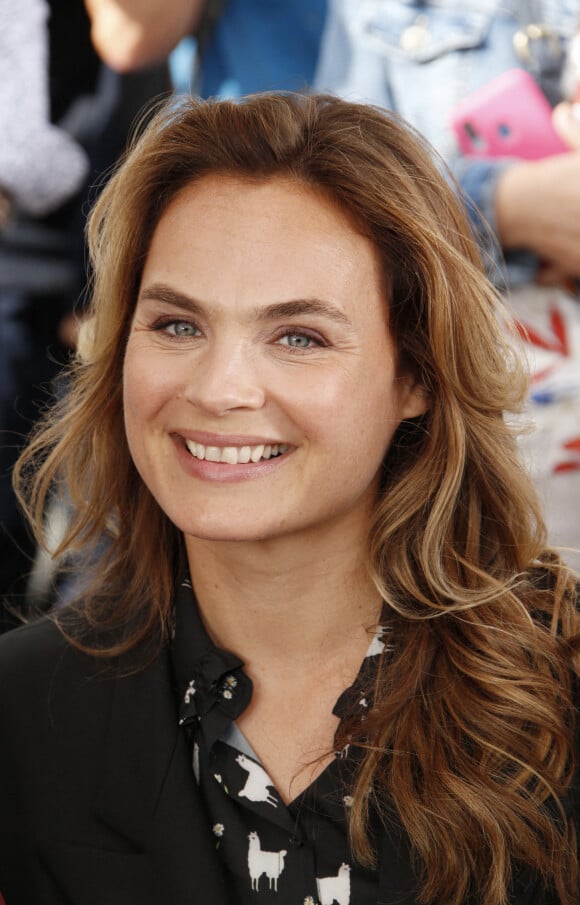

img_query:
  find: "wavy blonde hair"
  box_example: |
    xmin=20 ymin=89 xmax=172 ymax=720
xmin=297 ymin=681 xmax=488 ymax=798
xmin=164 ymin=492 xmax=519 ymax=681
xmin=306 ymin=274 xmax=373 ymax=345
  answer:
xmin=14 ymin=94 xmax=579 ymax=905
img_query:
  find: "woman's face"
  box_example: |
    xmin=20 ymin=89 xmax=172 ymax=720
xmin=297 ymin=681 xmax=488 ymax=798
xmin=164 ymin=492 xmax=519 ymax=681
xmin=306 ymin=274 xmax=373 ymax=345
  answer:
xmin=123 ymin=175 xmax=426 ymax=545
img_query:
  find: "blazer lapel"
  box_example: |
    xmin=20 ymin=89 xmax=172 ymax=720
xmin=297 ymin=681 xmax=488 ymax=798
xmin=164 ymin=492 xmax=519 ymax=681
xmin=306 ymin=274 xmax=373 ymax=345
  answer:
xmin=92 ymin=649 xmax=230 ymax=905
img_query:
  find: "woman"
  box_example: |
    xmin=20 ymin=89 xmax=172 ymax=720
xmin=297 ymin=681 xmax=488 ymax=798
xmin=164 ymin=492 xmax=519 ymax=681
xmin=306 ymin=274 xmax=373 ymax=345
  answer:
xmin=0 ymin=93 xmax=577 ymax=905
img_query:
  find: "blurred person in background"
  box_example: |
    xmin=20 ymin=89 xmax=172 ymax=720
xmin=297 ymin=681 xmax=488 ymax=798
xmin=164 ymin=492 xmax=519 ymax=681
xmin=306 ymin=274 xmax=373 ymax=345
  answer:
xmin=84 ymin=0 xmax=327 ymax=99
xmin=314 ymin=0 xmax=580 ymax=566
xmin=0 ymin=0 xmax=169 ymax=631
xmin=0 ymin=0 xmax=89 ymax=627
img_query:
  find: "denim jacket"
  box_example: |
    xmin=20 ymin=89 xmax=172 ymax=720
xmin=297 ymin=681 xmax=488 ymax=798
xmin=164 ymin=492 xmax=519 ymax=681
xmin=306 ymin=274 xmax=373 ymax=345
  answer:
xmin=314 ymin=0 xmax=580 ymax=284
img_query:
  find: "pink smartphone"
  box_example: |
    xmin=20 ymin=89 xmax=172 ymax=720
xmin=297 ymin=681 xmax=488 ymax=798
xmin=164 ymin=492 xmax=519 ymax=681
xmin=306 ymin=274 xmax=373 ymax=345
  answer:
xmin=449 ymin=68 xmax=568 ymax=159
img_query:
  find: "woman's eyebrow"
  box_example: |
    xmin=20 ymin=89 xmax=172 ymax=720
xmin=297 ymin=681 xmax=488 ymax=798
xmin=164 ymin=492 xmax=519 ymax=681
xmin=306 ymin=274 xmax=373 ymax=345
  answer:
xmin=256 ymin=298 xmax=351 ymax=325
xmin=138 ymin=284 xmax=205 ymax=318
xmin=139 ymin=283 xmax=352 ymax=325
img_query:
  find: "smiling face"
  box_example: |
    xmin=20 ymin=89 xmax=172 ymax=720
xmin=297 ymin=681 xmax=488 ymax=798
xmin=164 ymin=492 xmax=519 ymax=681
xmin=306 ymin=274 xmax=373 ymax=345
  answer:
xmin=123 ymin=175 xmax=426 ymax=548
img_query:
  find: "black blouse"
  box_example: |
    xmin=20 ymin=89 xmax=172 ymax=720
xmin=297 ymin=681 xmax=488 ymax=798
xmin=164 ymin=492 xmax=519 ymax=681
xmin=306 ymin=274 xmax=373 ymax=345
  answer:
xmin=170 ymin=575 xmax=391 ymax=904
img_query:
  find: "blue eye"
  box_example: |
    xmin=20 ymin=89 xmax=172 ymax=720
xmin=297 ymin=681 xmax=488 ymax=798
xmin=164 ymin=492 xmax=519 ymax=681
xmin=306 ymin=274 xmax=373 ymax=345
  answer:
xmin=164 ymin=321 xmax=200 ymax=337
xmin=278 ymin=332 xmax=317 ymax=349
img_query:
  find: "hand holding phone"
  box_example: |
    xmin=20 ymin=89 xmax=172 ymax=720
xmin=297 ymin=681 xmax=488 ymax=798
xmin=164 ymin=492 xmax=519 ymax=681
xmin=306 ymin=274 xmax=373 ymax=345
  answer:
xmin=449 ymin=68 xmax=568 ymax=159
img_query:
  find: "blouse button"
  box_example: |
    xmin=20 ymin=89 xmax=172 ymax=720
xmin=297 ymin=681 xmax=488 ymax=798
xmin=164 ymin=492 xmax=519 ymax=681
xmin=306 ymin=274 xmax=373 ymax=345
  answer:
xmin=289 ymin=835 xmax=303 ymax=847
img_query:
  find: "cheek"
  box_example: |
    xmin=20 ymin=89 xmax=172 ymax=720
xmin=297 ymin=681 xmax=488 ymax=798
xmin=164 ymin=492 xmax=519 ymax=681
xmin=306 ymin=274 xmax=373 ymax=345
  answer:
xmin=122 ymin=371 xmax=148 ymax=463
xmin=290 ymin=365 xmax=400 ymax=464
xmin=122 ymin=357 xmax=173 ymax=486
xmin=342 ymin=380 xmax=406 ymax=466
xmin=123 ymin=344 xmax=180 ymax=421
xmin=123 ymin=355 xmax=150 ymax=431
xmin=122 ymin=363 xmax=170 ymax=474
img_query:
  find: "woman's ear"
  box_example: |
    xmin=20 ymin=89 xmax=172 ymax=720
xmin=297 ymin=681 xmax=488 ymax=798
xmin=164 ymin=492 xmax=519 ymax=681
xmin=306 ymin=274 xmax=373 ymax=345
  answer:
xmin=398 ymin=374 xmax=430 ymax=420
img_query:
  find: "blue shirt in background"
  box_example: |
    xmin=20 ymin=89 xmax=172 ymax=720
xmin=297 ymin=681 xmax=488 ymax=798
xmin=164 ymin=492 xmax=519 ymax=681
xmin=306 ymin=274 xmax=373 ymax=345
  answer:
xmin=197 ymin=0 xmax=327 ymax=98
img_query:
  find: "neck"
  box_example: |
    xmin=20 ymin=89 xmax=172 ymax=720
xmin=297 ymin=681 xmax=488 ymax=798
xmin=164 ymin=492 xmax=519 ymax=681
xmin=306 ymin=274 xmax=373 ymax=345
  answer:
xmin=184 ymin=523 xmax=382 ymax=676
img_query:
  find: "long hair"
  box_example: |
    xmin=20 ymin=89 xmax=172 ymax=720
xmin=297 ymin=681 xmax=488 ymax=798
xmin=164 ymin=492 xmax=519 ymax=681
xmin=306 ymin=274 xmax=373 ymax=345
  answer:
xmin=14 ymin=93 xmax=579 ymax=905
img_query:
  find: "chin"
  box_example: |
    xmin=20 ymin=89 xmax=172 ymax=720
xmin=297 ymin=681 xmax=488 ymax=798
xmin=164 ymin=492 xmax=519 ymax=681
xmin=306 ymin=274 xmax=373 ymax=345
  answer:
xmin=183 ymin=528 xmax=285 ymax=545
xmin=176 ymin=513 xmax=289 ymax=545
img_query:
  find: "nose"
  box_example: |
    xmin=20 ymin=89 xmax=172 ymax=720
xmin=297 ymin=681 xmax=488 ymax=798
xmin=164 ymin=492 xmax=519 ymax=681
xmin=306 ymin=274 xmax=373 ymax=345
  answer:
xmin=181 ymin=338 xmax=266 ymax=416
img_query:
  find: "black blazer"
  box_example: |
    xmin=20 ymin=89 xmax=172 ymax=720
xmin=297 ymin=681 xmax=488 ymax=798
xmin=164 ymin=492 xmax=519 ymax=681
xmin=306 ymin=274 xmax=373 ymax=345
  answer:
xmin=0 ymin=618 xmax=565 ymax=904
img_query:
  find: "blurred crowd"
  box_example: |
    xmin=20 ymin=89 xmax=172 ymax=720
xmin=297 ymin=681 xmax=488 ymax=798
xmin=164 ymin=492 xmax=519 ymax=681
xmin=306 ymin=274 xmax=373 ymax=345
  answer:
xmin=1 ymin=0 xmax=579 ymax=632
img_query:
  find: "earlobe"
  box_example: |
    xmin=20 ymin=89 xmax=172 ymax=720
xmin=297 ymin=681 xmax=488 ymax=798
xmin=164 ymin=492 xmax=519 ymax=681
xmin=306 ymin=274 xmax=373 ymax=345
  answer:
xmin=399 ymin=378 xmax=430 ymax=420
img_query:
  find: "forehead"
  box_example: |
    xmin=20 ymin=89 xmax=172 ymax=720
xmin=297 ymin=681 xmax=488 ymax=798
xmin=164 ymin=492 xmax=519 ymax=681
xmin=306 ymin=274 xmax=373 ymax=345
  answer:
xmin=154 ymin=174 xmax=372 ymax=253
xmin=141 ymin=174 xmax=389 ymax=325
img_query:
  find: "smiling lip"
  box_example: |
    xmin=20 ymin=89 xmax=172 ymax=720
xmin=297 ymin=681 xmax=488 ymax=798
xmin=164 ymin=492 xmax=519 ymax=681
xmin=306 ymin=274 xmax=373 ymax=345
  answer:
xmin=171 ymin=432 xmax=294 ymax=483
xmin=185 ymin=439 xmax=290 ymax=464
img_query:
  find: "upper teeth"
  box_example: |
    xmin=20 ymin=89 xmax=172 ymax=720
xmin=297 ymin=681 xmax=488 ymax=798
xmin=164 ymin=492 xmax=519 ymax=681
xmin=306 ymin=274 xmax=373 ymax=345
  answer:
xmin=185 ymin=441 xmax=290 ymax=464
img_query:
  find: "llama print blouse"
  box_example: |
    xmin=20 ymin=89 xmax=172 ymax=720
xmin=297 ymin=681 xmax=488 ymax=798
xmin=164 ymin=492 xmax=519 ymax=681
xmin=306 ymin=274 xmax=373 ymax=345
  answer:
xmin=171 ymin=575 xmax=392 ymax=904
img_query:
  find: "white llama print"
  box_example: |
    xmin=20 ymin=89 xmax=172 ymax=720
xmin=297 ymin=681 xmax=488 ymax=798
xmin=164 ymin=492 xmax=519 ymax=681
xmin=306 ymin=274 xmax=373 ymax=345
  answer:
xmin=183 ymin=678 xmax=196 ymax=704
xmin=316 ymin=863 xmax=351 ymax=905
xmin=236 ymin=753 xmax=278 ymax=807
xmin=366 ymin=625 xmax=387 ymax=657
xmin=247 ymin=831 xmax=287 ymax=891
xmin=192 ymin=741 xmax=200 ymax=783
